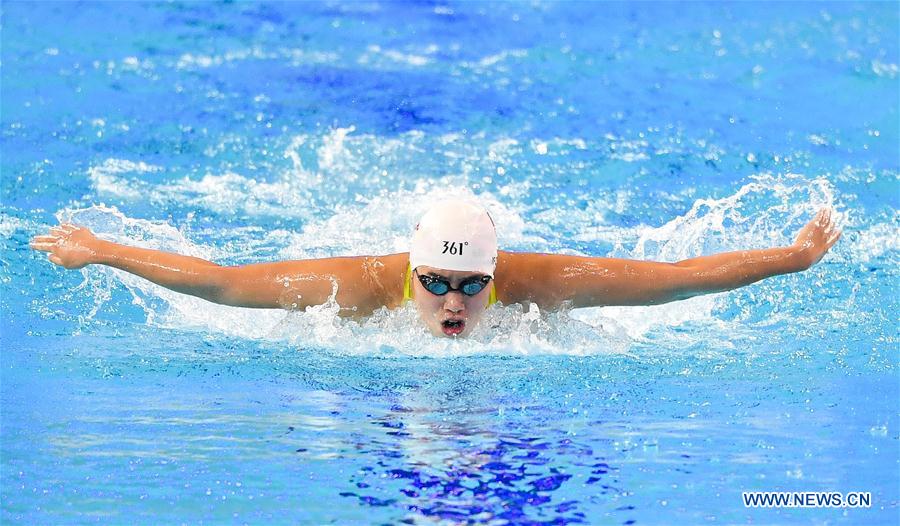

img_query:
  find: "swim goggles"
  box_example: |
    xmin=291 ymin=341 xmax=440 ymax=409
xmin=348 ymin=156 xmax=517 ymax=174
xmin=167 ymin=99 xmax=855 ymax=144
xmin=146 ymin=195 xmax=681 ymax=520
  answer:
xmin=414 ymin=270 xmax=492 ymax=296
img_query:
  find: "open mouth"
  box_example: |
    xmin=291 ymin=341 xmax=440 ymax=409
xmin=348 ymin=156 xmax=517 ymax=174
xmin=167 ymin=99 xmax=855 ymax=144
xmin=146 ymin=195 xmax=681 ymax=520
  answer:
xmin=441 ymin=319 xmax=465 ymax=336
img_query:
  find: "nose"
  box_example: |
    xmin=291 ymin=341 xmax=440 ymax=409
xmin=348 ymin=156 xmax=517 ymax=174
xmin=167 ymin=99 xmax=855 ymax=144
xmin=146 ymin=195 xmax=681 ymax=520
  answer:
xmin=442 ymin=291 xmax=465 ymax=313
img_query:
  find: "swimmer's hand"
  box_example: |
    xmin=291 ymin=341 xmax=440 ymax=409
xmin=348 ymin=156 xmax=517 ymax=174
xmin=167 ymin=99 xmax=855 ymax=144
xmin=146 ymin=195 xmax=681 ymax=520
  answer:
xmin=791 ymin=208 xmax=842 ymax=270
xmin=30 ymin=223 xmax=99 ymax=269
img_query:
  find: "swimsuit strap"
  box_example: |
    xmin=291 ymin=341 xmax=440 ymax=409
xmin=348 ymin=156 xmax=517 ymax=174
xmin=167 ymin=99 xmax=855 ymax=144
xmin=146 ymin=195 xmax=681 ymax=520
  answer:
xmin=488 ymin=277 xmax=497 ymax=306
xmin=403 ymin=263 xmax=413 ymax=302
xmin=403 ymin=263 xmax=497 ymax=307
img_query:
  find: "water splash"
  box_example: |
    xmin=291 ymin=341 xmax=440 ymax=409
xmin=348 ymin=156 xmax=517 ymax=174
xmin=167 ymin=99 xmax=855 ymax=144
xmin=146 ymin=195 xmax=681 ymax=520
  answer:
xmin=47 ymin=169 xmax=856 ymax=357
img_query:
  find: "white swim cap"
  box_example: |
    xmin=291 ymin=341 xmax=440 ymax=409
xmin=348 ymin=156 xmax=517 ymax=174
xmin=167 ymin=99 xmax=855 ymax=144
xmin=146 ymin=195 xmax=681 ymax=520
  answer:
xmin=410 ymin=199 xmax=498 ymax=276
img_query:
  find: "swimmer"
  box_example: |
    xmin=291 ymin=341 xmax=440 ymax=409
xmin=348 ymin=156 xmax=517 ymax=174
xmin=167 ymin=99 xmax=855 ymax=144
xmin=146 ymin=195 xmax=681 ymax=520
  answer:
xmin=30 ymin=200 xmax=841 ymax=338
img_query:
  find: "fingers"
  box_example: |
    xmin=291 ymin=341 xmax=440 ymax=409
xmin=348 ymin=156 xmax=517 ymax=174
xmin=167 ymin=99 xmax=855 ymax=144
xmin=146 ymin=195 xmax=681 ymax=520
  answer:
xmin=30 ymin=234 xmax=60 ymax=252
xmin=813 ymin=207 xmax=841 ymax=231
xmin=48 ymin=254 xmax=63 ymax=266
xmin=47 ymin=223 xmax=79 ymax=235
xmin=822 ymin=208 xmax=840 ymax=233
xmin=30 ymin=241 xmax=54 ymax=252
xmin=31 ymin=234 xmax=58 ymax=244
xmin=813 ymin=207 xmax=842 ymax=252
xmin=31 ymin=223 xmax=82 ymax=250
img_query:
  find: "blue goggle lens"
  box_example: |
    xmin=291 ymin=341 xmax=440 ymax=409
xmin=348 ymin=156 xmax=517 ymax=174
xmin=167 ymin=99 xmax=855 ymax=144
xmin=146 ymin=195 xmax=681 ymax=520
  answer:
xmin=417 ymin=273 xmax=490 ymax=297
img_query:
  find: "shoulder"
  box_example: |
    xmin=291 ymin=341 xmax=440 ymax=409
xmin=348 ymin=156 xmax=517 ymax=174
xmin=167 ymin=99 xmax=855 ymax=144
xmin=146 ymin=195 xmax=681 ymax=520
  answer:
xmin=493 ymin=251 xmax=556 ymax=305
xmin=360 ymin=252 xmax=408 ymax=310
xmin=495 ymin=251 xmax=605 ymax=307
xmin=496 ymin=250 xmax=568 ymax=277
xmin=496 ymin=250 xmax=546 ymax=269
xmin=274 ymin=253 xmax=409 ymax=315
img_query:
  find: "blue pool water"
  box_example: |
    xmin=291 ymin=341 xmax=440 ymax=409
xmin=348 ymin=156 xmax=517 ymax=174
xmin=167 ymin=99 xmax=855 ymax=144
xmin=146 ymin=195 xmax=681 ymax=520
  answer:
xmin=2 ymin=2 xmax=898 ymax=524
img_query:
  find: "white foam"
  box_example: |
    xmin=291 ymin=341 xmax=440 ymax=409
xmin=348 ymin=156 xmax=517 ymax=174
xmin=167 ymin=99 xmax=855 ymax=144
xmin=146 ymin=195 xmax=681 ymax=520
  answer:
xmin=88 ymin=159 xmax=161 ymax=201
xmin=0 ymin=212 xmax=31 ymax=237
xmin=854 ymin=219 xmax=900 ymax=264
xmin=611 ymin=152 xmax=649 ymax=162
xmin=526 ymin=138 xmax=589 ymax=157
xmin=280 ymin=48 xmax=341 ymax=66
xmin=88 ymin=156 xmax=317 ymax=219
xmin=358 ymin=45 xmax=430 ymax=68
xmin=487 ymin=138 xmax=520 ymax=161
xmin=119 ymin=56 xmax=155 ymax=74
xmin=471 ymin=49 xmax=528 ymax=68
xmin=631 ymin=173 xmax=840 ymax=262
xmin=64 ymin=134 xmax=863 ymax=356
xmin=317 ymin=126 xmax=356 ymax=169
xmin=608 ymin=137 xmax=650 ymax=162
xmin=871 ymin=60 xmax=898 ymax=78
xmin=174 ymin=46 xmax=341 ymax=71
xmin=176 ymin=47 xmax=270 ymax=70
xmin=162 ymin=172 xmax=312 ymax=217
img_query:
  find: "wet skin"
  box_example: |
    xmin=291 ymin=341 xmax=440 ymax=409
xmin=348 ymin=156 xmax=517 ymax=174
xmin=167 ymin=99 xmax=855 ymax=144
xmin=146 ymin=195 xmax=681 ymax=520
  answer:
xmin=31 ymin=210 xmax=842 ymax=338
xmin=410 ymin=265 xmax=492 ymax=338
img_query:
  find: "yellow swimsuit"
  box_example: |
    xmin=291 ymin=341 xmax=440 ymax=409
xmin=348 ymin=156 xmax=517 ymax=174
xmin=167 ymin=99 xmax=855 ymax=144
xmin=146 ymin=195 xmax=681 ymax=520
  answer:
xmin=403 ymin=264 xmax=497 ymax=306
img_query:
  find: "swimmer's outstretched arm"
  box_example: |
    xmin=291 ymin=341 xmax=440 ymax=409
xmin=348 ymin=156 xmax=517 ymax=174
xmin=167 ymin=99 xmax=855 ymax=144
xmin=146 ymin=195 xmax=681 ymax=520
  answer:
xmin=30 ymin=224 xmax=403 ymax=316
xmin=496 ymin=209 xmax=842 ymax=309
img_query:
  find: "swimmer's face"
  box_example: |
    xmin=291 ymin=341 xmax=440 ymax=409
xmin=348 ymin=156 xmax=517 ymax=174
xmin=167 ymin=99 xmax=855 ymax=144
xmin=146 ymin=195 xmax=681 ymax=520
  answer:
xmin=411 ymin=266 xmax=492 ymax=338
